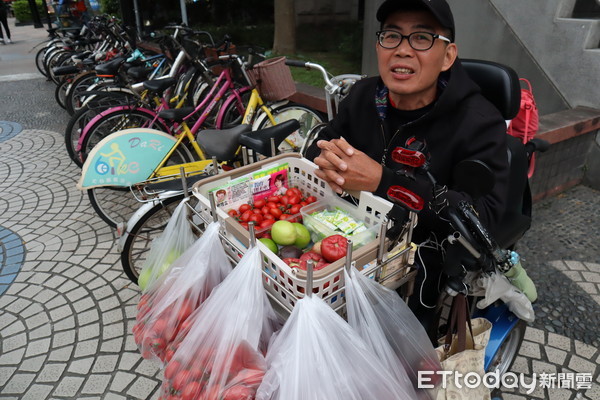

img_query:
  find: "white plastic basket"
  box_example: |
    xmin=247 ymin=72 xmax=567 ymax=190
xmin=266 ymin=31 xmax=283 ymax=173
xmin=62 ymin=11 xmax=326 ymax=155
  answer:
xmin=192 ymin=154 xmax=416 ymax=313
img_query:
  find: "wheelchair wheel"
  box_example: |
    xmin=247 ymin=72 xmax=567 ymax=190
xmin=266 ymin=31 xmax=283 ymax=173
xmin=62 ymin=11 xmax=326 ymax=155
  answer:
xmin=487 ymin=320 xmax=526 ymax=375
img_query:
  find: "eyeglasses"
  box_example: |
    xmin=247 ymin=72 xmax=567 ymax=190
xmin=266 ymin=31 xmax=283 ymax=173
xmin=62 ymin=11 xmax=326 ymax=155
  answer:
xmin=376 ymin=30 xmax=452 ymax=51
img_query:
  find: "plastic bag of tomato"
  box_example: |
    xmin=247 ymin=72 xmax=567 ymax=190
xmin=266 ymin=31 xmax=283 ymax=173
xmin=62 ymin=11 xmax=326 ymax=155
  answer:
xmin=134 ymin=223 xmax=232 ymax=363
xmin=158 ymin=247 xmax=280 ymax=400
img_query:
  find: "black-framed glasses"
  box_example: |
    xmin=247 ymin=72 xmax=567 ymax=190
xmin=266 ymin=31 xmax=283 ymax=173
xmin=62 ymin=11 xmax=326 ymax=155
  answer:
xmin=376 ymin=30 xmax=452 ymax=51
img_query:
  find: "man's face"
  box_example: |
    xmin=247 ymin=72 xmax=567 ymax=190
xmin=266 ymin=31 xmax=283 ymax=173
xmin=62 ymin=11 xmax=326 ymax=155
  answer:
xmin=377 ymin=10 xmax=457 ymax=110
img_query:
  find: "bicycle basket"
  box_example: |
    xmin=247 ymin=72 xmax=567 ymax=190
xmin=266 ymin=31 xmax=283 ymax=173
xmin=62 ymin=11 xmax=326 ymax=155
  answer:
xmin=247 ymin=56 xmax=297 ymax=102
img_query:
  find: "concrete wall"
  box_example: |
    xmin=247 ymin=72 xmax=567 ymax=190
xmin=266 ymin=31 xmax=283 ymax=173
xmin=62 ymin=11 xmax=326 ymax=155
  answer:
xmin=361 ymin=0 xmax=600 ymax=115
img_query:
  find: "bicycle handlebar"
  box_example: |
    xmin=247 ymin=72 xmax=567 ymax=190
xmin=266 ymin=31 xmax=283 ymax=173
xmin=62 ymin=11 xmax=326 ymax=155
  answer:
xmin=285 ymin=59 xmax=334 ymax=89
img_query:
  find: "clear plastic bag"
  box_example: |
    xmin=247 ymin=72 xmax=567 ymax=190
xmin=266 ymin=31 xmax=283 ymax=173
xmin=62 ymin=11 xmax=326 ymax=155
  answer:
xmin=345 ymin=267 xmax=442 ymax=400
xmin=256 ymin=294 xmax=416 ymax=400
xmin=159 ymin=247 xmax=280 ymax=399
xmin=133 ymin=222 xmax=232 ymax=363
xmin=476 ymin=272 xmax=535 ymax=322
xmin=137 ymin=199 xmax=196 ymax=292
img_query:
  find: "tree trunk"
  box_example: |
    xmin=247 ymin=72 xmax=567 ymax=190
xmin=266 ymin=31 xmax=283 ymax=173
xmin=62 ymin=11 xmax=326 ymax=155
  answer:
xmin=273 ymin=0 xmax=296 ymax=54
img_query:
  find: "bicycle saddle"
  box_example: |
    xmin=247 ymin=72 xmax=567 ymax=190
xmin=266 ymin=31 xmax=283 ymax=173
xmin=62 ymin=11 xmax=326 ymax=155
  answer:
xmin=157 ymin=106 xmax=195 ymax=122
xmin=127 ymin=66 xmax=154 ymax=81
xmin=94 ymin=57 xmax=125 ymax=77
xmin=238 ymin=119 xmax=301 ymax=157
xmin=202 ymin=124 xmax=253 ymax=161
xmin=144 ymin=77 xmax=178 ymax=94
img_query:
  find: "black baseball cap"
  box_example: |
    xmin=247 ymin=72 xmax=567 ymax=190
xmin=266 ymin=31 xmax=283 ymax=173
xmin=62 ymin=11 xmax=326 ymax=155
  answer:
xmin=376 ymin=0 xmax=455 ymax=41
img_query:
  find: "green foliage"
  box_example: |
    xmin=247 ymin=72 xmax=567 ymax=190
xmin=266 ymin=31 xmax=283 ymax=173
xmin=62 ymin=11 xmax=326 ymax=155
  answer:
xmin=12 ymin=0 xmax=46 ymax=23
xmin=100 ymin=0 xmax=120 ymax=15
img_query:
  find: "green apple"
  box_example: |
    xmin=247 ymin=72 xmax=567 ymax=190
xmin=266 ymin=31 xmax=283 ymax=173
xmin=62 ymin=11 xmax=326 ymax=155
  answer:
xmin=259 ymin=238 xmax=278 ymax=254
xmin=138 ymin=268 xmax=153 ymax=291
xmin=270 ymin=220 xmax=297 ymax=246
xmin=293 ymin=223 xmax=311 ymax=248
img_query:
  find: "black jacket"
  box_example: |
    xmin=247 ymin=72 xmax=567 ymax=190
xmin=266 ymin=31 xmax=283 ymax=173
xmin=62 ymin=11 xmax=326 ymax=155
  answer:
xmin=306 ymin=59 xmax=509 ymax=243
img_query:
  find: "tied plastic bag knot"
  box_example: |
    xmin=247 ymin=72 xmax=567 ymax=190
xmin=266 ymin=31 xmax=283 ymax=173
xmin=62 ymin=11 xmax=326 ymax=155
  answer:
xmin=257 ymin=293 xmax=417 ymax=400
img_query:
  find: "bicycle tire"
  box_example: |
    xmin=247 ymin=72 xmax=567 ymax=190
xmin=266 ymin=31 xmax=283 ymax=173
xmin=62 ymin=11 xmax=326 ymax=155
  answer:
xmin=256 ymin=103 xmax=326 ymax=153
xmin=79 ymin=108 xmax=171 ymax=163
xmin=65 ymin=71 xmax=99 ymax=115
xmin=36 ymin=47 xmax=48 ymax=77
xmin=87 ymin=138 xmax=195 ymax=229
xmin=216 ymin=87 xmax=252 ymax=129
xmin=48 ymin=52 xmax=73 ymax=85
xmin=65 ymin=105 xmax=108 ymax=167
xmin=119 ymin=194 xmax=204 ymax=284
xmin=54 ymin=79 xmax=69 ymax=109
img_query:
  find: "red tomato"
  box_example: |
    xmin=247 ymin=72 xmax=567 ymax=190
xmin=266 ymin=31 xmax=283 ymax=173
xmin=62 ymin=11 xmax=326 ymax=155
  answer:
xmin=299 ymin=251 xmax=324 ymax=264
xmin=266 ymin=201 xmax=278 ymax=209
xmin=171 ymin=370 xmax=191 ymax=391
xmin=260 ymin=219 xmax=274 ymax=229
xmin=221 ymin=385 xmax=254 ymax=400
xmin=240 ymin=210 xmax=253 ymax=222
xmin=263 ymin=213 xmax=275 ymax=220
xmin=282 ymin=258 xmax=302 ymax=268
xmin=240 ymin=222 xmax=249 ymax=229
xmin=267 ymin=196 xmax=280 ymax=203
xmin=227 ymin=209 xmax=239 ymax=218
xmin=181 ymin=381 xmax=203 ymax=400
xmin=238 ymin=204 xmax=252 ymax=213
xmin=321 ymin=234 xmax=348 ymax=262
xmin=252 ymin=208 xmax=262 ymax=214
xmin=280 ymin=195 xmax=289 ymax=205
xmin=289 ymin=204 xmax=302 ymax=214
xmin=254 ymin=199 xmax=266 ymax=208
xmin=249 ymin=213 xmax=263 ymax=224
xmin=306 ymin=196 xmax=317 ymax=204
xmin=300 ymin=201 xmax=308 ymax=207
xmin=164 ymin=360 xmax=181 ymax=380
xmin=288 ymin=195 xmax=301 ymax=205
xmin=269 ymin=208 xmax=282 ymax=218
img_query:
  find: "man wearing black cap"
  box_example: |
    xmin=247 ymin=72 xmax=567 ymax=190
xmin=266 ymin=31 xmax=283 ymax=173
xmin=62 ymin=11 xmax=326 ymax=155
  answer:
xmin=306 ymin=0 xmax=509 ymax=330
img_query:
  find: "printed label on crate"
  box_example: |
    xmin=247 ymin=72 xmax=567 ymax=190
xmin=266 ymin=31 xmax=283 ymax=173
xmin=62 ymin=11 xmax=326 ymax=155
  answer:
xmin=251 ymin=163 xmax=289 ymax=200
xmin=209 ymin=176 xmax=252 ymax=211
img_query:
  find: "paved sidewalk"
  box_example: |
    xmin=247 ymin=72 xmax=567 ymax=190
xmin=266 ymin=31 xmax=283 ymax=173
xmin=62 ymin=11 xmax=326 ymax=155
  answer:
xmin=0 ymin=18 xmax=598 ymax=400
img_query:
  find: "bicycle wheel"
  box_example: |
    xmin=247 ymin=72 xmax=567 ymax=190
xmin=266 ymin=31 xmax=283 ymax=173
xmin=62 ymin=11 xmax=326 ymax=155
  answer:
xmin=87 ymin=138 xmax=194 ymax=229
xmin=65 ymin=105 xmax=107 ymax=167
xmin=48 ymin=51 xmax=73 ymax=85
xmin=217 ymin=88 xmax=251 ymax=129
xmin=54 ymin=79 xmax=69 ymax=109
xmin=120 ymin=194 xmax=204 ymax=284
xmin=65 ymin=71 xmax=99 ymax=115
xmin=255 ymin=103 xmax=325 ymax=154
xmin=80 ymin=108 xmax=171 ymax=163
xmin=36 ymin=47 xmax=48 ymax=77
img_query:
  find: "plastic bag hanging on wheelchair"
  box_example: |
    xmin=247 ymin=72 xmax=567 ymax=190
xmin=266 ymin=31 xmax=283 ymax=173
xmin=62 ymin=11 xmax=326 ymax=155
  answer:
xmin=256 ymin=295 xmax=416 ymax=400
xmin=137 ymin=199 xmax=196 ymax=292
xmin=134 ymin=222 xmax=233 ymax=363
xmin=159 ymin=247 xmax=280 ymax=400
xmin=344 ymin=267 xmax=439 ymax=400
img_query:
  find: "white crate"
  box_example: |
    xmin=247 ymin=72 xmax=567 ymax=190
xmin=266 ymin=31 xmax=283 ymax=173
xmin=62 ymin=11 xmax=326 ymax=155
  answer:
xmin=192 ymin=154 xmax=415 ymax=312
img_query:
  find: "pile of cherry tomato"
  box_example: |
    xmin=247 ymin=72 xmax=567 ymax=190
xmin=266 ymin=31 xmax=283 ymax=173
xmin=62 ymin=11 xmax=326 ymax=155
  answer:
xmin=227 ymin=187 xmax=318 ymax=232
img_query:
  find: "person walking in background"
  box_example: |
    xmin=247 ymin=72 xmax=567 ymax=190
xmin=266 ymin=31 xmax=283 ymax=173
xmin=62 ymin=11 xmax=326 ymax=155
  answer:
xmin=0 ymin=0 xmax=12 ymax=44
